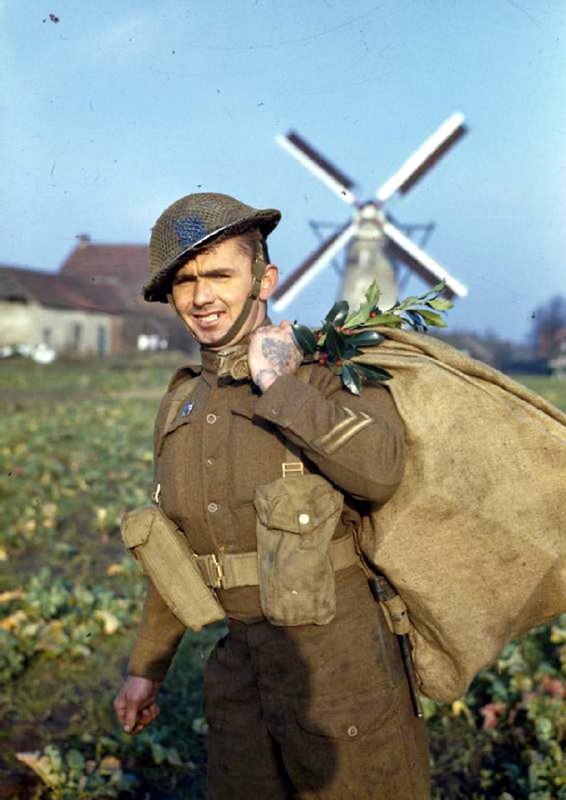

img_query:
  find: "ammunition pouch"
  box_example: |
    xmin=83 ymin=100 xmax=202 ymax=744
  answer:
xmin=254 ymin=473 xmax=344 ymax=626
xmin=120 ymin=505 xmax=225 ymax=632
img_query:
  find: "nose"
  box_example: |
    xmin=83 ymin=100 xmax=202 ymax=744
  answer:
xmin=192 ymin=277 xmax=215 ymax=308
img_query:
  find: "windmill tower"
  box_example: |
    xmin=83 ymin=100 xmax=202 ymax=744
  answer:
xmin=273 ymin=113 xmax=468 ymax=313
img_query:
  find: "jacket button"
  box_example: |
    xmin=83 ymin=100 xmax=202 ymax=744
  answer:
xmin=298 ymin=513 xmax=310 ymax=525
xmin=206 ymin=457 xmax=216 ymax=466
xmin=347 ymin=726 xmax=358 ymax=738
xmin=207 ymin=502 xmax=219 ymax=513
xmin=206 ymin=413 xmax=217 ymax=424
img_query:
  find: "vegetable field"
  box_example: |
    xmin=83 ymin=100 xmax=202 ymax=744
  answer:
xmin=1 ymin=357 xmax=564 ymax=799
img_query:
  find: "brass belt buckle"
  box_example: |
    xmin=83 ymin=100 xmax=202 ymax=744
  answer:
xmin=210 ymin=554 xmax=225 ymax=589
xmin=282 ymin=462 xmax=304 ymax=478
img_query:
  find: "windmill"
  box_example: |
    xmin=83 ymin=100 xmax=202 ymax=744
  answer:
xmin=273 ymin=113 xmax=469 ymax=314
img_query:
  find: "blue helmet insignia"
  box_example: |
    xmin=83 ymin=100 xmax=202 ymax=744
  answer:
xmin=175 ymin=216 xmax=207 ymax=249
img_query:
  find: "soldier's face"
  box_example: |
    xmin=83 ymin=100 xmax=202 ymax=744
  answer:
xmin=171 ymin=236 xmax=278 ymax=348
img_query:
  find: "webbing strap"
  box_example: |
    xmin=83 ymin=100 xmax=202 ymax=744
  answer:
xmin=196 ymin=534 xmax=360 ymax=590
xmin=281 ymin=363 xmax=314 ymax=478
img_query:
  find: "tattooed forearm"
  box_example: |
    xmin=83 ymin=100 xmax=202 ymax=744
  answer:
xmin=248 ymin=323 xmax=303 ymax=392
xmin=261 ymin=337 xmax=301 ymax=372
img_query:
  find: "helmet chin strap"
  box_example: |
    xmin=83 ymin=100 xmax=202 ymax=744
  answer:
xmin=167 ymin=255 xmax=265 ymax=350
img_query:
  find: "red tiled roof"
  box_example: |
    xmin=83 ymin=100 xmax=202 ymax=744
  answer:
xmin=0 ymin=265 xmax=135 ymax=314
xmin=60 ymin=242 xmax=149 ymax=283
xmin=0 ymin=241 xmax=176 ymax=317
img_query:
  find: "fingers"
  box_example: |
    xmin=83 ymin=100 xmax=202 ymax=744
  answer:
xmin=113 ymin=679 xmax=160 ymax=736
xmin=124 ymin=699 xmax=140 ymax=734
xmin=131 ymin=703 xmax=161 ymax=735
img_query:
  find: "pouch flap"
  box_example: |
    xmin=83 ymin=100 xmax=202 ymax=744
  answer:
xmin=120 ymin=506 xmax=160 ymax=549
xmin=297 ymin=688 xmax=395 ymax=740
xmin=254 ymin=474 xmax=342 ymax=534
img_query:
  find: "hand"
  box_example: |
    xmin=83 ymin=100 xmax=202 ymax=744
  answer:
xmin=114 ymin=676 xmax=161 ymax=735
xmin=249 ymin=321 xmax=303 ymax=392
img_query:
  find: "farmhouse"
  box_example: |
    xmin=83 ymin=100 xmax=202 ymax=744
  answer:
xmin=0 ymin=236 xmax=195 ymax=357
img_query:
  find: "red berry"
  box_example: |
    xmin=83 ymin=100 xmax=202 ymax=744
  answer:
xmin=370 ymin=311 xmax=377 ymax=318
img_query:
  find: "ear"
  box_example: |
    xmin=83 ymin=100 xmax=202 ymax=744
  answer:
xmin=258 ymin=264 xmax=279 ymax=301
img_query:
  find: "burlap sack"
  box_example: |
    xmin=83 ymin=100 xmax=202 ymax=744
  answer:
xmin=353 ymin=328 xmax=566 ymax=702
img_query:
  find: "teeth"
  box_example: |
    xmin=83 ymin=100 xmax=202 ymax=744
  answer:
xmin=198 ymin=313 xmax=220 ymax=322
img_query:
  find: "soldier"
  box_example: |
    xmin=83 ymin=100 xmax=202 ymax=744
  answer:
xmin=114 ymin=192 xmax=430 ymax=799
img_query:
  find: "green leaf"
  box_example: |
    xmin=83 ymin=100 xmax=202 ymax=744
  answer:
xmin=341 ymin=363 xmax=362 ymax=395
xmin=66 ymin=749 xmax=85 ymax=772
xmin=324 ymin=300 xmax=349 ymax=327
xmin=353 ymin=362 xmax=393 ymax=382
xmin=417 ymin=309 xmax=448 ymax=327
xmin=405 ymin=310 xmax=426 ymax=330
xmin=391 ymin=295 xmax=422 ymax=312
xmin=344 ymin=281 xmax=381 ymax=328
xmin=426 ymin=297 xmax=453 ymax=311
xmin=429 ymin=280 xmax=447 ymax=294
xmin=346 ymin=330 xmax=384 ymax=348
xmin=292 ymin=324 xmax=318 ymax=355
xmin=363 ymin=313 xmax=403 ymax=327
xmin=325 ymin=326 xmax=346 ymax=359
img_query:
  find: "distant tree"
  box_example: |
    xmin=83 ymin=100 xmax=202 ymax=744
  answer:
xmin=531 ymin=294 xmax=566 ymax=357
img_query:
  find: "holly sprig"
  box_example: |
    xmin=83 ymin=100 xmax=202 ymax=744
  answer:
xmin=292 ymin=280 xmax=453 ymax=395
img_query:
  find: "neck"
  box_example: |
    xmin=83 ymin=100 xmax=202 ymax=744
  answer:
xmin=200 ymin=316 xmax=271 ymax=381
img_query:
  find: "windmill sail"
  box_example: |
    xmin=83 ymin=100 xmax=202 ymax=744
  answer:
xmin=275 ymin=114 xmax=468 ymax=312
xmin=272 ymin=221 xmax=356 ymax=312
xmin=376 ymin=113 xmax=467 ymax=203
xmin=383 ymin=221 xmax=468 ymax=298
xmin=276 ymin=132 xmax=358 ymax=205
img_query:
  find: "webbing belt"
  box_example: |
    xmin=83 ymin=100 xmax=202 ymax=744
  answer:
xmin=195 ymin=534 xmax=360 ymax=590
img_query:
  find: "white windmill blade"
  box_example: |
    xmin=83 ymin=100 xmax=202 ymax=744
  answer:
xmin=376 ymin=113 xmax=467 ymax=204
xmin=276 ymin=131 xmax=358 ymax=206
xmin=383 ymin=220 xmax=468 ymax=298
xmin=273 ymin=222 xmax=357 ymax=312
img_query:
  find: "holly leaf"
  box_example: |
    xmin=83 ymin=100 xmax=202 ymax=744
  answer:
xmin=341 ymin=363 xmax=362 ymax=395
xmin=346 ymin=330 xmax=384 ymax=348
xmin=324 ymin=301 xmax=349 ymax=327
xmin=324 ymin=326 xmax=346 ymax=359
xmin=365 ymin=313 xmax=403 ymax=327
xmin=353 ymin=362 xmax=393 ymax=382
xmin=292 ymin=324 xmax=318 ymax=355
xmin=344 ymin=281 xmax=381 ymax=328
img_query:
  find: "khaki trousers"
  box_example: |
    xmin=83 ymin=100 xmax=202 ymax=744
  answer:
xmin=203 ymin=565 xmax=430 ymax=799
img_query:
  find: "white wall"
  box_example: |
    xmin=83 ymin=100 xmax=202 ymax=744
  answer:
xmin=0 ymin=301 xmax=115 ymax=355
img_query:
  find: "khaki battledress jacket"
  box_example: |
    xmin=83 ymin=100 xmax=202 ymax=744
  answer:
xmin=128 ymin=342 xmax=407 ymax=681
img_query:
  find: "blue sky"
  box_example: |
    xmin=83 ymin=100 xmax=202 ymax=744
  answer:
xmin=1 ymin=0 xmax=564 ymax=341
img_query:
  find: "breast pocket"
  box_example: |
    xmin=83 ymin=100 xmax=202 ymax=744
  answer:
xmin=155 ymin=409 xmax=198 ymax=525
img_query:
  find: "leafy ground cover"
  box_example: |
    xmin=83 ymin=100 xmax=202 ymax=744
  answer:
xmin=0 ymin=357 xmax=564 ymax=799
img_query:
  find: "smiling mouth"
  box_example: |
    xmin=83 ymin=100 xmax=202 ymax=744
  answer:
xmin=192 ymin=311 xmax=224 ymax=325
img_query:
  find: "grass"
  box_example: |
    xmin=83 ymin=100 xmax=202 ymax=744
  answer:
xmin=1 ymin=354 xmax=564 ymax=799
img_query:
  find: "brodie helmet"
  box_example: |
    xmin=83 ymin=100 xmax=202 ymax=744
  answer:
xmin=144 ymin=192 xmax=281 ymax=347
